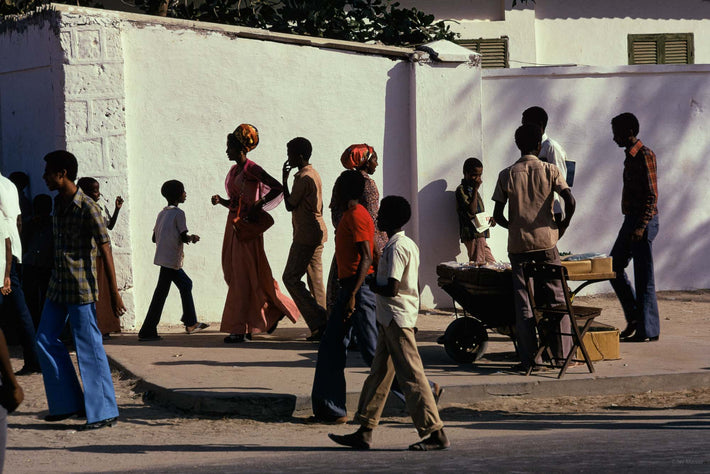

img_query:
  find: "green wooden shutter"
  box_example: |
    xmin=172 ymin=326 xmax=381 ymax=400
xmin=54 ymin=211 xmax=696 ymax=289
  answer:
xmin=456 ymin=37 xmax=509 ymax=68
xmin=628 ymin=33 xmax=693 ymax=65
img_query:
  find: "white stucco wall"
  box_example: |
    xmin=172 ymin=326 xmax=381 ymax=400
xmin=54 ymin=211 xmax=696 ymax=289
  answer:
xmin=3 ymin=5 xmax=709 ymax=329
xmin=480 ymin=64 xmax=710 ymax=292
xmin=120 ymin=21 xmax=419 ymax=323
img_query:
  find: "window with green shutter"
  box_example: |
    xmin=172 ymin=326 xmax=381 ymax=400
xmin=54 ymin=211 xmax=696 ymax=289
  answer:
xmin=456 ymin=37 xmax=509 ymax=68
xmin=628 ymin=33 xmax=694 ymax=65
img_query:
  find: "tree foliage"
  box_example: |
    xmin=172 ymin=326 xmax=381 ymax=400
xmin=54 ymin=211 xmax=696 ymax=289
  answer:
xmin=2 ymin=0 xmax=532 ymax=47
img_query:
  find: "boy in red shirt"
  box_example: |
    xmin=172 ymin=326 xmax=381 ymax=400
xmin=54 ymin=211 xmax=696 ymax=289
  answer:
xmin=310 ymin=170 xmax=377 ymax=423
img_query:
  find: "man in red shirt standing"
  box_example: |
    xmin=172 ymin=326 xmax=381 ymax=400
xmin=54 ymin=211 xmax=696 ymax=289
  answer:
xmin=310 ymin=170 xmax=377 ymax=423
xmin=610 ymin=113 xmax=660 ymax=342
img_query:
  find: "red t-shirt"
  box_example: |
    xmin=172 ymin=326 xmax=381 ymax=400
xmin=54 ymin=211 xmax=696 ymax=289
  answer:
xmin=335 ymin=203 xmax=375 ymax=279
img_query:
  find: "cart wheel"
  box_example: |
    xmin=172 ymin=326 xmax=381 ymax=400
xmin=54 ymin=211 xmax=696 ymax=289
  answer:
xmin=442 ymin=317 xmax=489 ymax=363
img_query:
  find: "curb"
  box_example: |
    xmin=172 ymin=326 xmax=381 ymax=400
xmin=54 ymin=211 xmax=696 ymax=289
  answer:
xmin=108 ymin=355 xmax=710 ymax=418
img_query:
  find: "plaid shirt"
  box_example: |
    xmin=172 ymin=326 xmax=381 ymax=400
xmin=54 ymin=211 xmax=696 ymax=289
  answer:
xmin=46 ymin=187 xmax=111 ymax=304
xmin=622 ymin=139 xmax=658 ymax=231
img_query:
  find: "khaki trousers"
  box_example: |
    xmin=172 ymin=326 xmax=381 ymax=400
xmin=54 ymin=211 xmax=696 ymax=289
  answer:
xmin=282 ymin=242 xmax=327 ymax=331
xmin=354 ymin=321 xmax=444 ymax=437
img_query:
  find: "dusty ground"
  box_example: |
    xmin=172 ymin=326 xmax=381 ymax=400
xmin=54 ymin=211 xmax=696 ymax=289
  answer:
xmin=4 ymin=290 xmax=709 ymax=472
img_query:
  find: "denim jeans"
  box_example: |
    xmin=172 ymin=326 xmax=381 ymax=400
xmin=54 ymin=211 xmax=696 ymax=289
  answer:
xmin=610 ymin=214 xmax=660 ymax=338
xmin=35 ymin=300 xmax=119 ymax=424
xmin=1 ymin=258 xmax=39 ymax=369
xmin=312 ymin=278 xmax=386 ymax=419
xmin=139 ymin=267 xmax=197 ymax=338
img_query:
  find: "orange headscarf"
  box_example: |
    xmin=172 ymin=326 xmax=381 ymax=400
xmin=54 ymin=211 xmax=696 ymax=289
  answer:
xmin=232 ymin=124 xmax=260 ymax=152
xmin=340 ymin=143 xmax=377 ymax=170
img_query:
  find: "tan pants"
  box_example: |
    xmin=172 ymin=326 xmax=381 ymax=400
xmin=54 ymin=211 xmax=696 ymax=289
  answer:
xmin=282 ymin=242 xmax=327 ymax=331
xmin=354 ymin=321 xmax=444 ymax=437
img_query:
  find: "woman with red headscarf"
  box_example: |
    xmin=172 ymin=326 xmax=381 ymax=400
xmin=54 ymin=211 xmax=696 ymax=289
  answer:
xmin=211 ymin=124 xmax=299 ymax=343
xmin=324 ymin=144 xmax=387 ymax=318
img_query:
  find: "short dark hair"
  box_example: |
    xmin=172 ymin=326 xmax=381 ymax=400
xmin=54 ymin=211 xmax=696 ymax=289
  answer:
xmin=161 ymin=180 xmax=185 ymax=203
xmin=515 ymin=124 xmax=543 ymax=153
xmin=463 ymin=157 xmax=483 ymax=174
xmin=522 ymin=106 xmax=548 ymax=130
xmin=32 ymin=194 xmax=53 ymax=216
xmin=335 ymin=170 xmax=366 ymax=202
xmin=611 ymin=112 xmax=640 ymax=136
xmin=287 ymin=137 xmax=312 ymax=160
xmin=379 ymin=195 xmax=411 ymax=229
xmin=9 ymin=171 xmax=29 ymax=189
xmin=77 ymin=177 xmax=99 ymax=194
xmin=43 ymin=150 xmax=78 ymax=181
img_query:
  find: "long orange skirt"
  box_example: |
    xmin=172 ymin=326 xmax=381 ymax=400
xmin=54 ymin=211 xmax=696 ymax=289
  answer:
xmin=219 ymin=217 xmax=300 ymax=335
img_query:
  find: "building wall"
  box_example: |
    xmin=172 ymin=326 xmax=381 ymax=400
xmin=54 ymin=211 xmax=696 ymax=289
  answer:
xmin=0 ymin=14 xmax=63 ymax=192
xmin=400 ymin=0 xmax=710 ymax=67
xmin=2 ymin=6 xmax=708 ymax=329
xmin=480 ymin=65 xmax=710 ymax=292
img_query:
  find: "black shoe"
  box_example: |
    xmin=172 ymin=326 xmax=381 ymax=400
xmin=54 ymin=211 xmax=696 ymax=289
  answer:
xmin=79 ymin=416 xmax=118 ymax=431
xmin=328 ymin=432 xmax=370 ymax=450
xmin=624 ymin=334 xmax=659 ymax=342
xmin=306 ymin=325 xmax=326 ymax=342
xmin=138 ymin=335 xmax=162 ymax=342
xmin=267 ymin=315 xmax=286 ymax=335
xmin=102 ymin=333 xmax=111 ymax=341
xmin=14 ymin=366 xmax=41 ymax=376
xmin=619 ymin=321 xmax=637 ymax=339
xmin=44 ymin=409 xmax=86 ymax=422
xmin=224 ymin=334 xmax=246 ymax=343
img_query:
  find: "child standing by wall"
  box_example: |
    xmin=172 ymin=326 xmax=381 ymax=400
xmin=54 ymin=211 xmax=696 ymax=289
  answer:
xmin=77 ymin=177 xmax=122 ymax=339
xmin=455 ymin=157 xmax=496 ymax=265
xmin=328 ymin=196 xmax=449 ymax=451
xmin=138 ymin=180 xmax=207 ymax=341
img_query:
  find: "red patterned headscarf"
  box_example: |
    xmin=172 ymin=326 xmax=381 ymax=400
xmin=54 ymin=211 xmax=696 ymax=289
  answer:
xmin=232 ymin=124 xmax=259 ymax=152
xmin=340 ymin=143 xmax=377 ymax=170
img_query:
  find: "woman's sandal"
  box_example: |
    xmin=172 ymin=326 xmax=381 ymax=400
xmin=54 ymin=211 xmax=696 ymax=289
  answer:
xmin=224 ymin=334 xmax=245 ymax=343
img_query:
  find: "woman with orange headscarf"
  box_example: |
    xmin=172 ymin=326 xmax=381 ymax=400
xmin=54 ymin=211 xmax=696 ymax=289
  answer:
xmin=324 ymin=144 xmax=388 ymax=318
xmin=211 ymin=124 xmax=299 ymax=343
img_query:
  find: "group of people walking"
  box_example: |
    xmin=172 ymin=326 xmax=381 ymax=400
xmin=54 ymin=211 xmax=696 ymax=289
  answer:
xmin=0 ymin=105 xmax=660 ymax=455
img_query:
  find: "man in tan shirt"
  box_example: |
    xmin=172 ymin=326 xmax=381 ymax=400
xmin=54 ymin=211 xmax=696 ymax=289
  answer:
xmin=282 ymin=137 xmax=328 ymax=340
xmin=492 ymin=124 xmax=576 ymax=372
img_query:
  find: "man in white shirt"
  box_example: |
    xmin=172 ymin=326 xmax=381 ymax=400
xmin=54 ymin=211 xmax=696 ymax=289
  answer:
xmin=522 ymin=106 xmax=569 ymax=222
xmin=328 ymin=196 xmax=449 ymax=452
xmin=0 ymin=172 xmax=40 ymax=375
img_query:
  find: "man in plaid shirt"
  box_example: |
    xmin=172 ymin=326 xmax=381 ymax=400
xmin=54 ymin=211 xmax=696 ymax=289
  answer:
xmin=610 ymin=113 xmax=660 ymax=342
xmin=35 ymin=150 xmax=126 ymax=430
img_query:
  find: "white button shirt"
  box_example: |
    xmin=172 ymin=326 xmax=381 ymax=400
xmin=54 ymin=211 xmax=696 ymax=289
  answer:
xmin=0 ymin=174 xmax=22 ymax=262
xmin=375 ymin=231 xmax=420 ymax=328
xmin=539 ymin=133 xmax=568 ymax=217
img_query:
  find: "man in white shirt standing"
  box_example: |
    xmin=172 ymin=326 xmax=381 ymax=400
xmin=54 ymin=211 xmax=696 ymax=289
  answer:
xmin=328 ymin=195 xmax=449 ymax=452
xmin=0 ymin=171 xmax=40 ymax=375
xmin=522 ymin=106 xmax=569 ymax=223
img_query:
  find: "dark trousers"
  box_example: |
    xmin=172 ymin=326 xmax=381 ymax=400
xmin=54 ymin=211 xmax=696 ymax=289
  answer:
xmin=138 ymin=267 xmax=197 ymax=338
xmin=22 ymin=264 xmax=52 ymax=329
xmin=610 ymin=214 xmax=660 ymax=338
xmin=1 ymin=258 xmax=39 ymax=369
xmin=509 ymin=247 xmax=571 ymax=366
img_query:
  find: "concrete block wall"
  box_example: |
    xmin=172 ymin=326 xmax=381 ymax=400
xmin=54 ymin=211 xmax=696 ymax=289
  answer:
xmin=56 ymin=11 xmax=135 ymax=326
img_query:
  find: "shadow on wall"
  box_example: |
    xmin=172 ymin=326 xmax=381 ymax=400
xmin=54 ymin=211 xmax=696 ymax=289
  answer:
xmin=417 ymin=179 xmax=460 ymax=308
xmin=381 ymin=63 xmax=412 ymax=200
xmin=482 ymin=69 xmax=710 ymax=291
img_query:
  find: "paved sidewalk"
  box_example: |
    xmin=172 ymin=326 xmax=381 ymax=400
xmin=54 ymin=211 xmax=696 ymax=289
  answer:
xmin=104 ymin=292 xmax=710 ymax=418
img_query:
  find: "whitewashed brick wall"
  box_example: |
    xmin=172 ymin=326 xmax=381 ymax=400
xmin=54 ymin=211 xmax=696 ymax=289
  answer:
xmin=58 ymin=12 xmax=135 ymax=327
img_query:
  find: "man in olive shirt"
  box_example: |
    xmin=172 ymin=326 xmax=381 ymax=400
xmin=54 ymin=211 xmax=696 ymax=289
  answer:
xmin=493 ymin=124 xmax=576 ymax=372
xmin=282 ymin=137 xmax=328 ymax=340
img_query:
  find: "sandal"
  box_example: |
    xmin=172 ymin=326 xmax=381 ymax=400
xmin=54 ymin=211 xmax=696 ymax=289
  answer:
xmin=224 ymin=334 xmax=246 ymax=343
